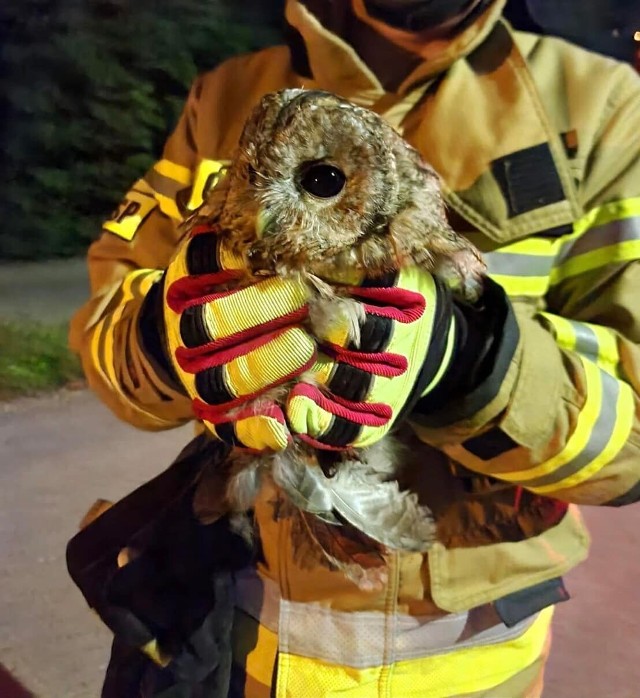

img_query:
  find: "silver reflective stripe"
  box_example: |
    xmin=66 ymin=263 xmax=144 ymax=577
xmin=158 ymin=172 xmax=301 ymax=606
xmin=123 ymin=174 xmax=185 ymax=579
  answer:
xmin=234 ymin=570 xmax=537 ymax=668
xmin=485 ymin=252 xmax=553 ymax=277
xmin=522 ymin=368 xmax=620 ymax=488
xmin=144 ymin=169 xmax=184 ymax=199
xmin=557 ymin=216 xmax=640 ymax=263
xmin=570 ymin=321 xmax=600 ymax=362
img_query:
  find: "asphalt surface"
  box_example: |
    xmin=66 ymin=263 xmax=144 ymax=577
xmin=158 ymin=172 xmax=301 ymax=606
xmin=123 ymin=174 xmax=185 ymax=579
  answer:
xmin=1 ymin=390 xmax=639 ymax=697
xmin=0 ymin=259 xmax=89 ymax=324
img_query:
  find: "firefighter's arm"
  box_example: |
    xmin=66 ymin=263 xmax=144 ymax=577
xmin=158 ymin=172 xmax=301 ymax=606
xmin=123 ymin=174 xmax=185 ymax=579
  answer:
xmin=68 ymin=79 xmax=208 ymax=430
xmin=411 ymin=66 xmax=640 ymax=506
xmin=70 ymin=70 xmax=318 ymax=439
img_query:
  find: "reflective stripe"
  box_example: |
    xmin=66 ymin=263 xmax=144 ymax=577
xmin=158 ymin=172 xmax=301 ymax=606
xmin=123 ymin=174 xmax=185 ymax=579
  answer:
xmin=275 ymin=608 xmax=553 ymax=698
xmin=556 ymin=215 xmax=640 ymax=263
xmin=144 ymin=169 xmax=184 ymax=200
xmin=540 ymin=313 xmax=622 ymax=376
xmin=187 ymin=159 xmax=230 ymax=211
xmin=487 ymin=273 xmax=549 ymax=298
xmin=143 ymin=159 xmax=194 ymax=221
xmin=89 ymin=269 xmax=167 ymax=424
xmin=481 ymin=198 xmax=640 ymax=297
xmin=572 ymin=198 xmax=640 ymax=237
xmin=234 ymin=571 xmax=537 ymax=668
xmin=497 ymin=358 xmax=633 ymax=489
xmin=153 ymin=158 xmax=192 ymax=185
xmin=533 ymin=376 xmax=634 ymax=494
xmin=550 ymin=239 xmax=640 ymax=284
xmin=485 ymin=252 xmax=553 ymax=277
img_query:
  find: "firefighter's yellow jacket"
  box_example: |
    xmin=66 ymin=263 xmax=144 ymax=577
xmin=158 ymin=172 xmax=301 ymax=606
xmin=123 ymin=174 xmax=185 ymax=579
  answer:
xmin=69 ymin=0 xmax=640 ymax=695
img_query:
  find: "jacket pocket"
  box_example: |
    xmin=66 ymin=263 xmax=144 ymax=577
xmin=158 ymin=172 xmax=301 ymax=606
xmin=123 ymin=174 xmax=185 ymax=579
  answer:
xmin=429 ymin=504 xmax=590 ymax=612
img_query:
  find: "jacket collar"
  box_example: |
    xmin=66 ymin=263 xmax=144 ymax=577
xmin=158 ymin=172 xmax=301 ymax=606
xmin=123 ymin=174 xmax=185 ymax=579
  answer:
xmin=285 ymin=0 xmax=507 ymax=97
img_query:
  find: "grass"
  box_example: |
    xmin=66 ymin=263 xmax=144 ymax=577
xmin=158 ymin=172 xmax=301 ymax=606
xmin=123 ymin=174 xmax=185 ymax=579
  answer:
xmin=0 ymin=321 xmax=85 ymax=400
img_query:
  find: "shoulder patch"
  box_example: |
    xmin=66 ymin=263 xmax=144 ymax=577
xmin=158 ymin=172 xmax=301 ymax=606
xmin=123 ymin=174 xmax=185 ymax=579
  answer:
xmin=104 ymin=186 xmax=157 ymax=242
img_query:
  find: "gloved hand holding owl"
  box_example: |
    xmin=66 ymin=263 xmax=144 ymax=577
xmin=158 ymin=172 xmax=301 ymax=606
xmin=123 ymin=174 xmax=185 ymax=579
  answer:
xmin=157 ymin=88 xmax=499 ymax=582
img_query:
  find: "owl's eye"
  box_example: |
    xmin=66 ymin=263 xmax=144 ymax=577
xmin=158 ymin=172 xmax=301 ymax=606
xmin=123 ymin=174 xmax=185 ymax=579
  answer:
xmin=299 ymin=163 xmax=346 ymax=199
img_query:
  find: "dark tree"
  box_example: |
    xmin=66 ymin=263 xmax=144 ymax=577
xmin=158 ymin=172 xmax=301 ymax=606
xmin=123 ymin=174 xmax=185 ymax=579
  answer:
xmin=0 ymin=0 xmax=283 ymax=259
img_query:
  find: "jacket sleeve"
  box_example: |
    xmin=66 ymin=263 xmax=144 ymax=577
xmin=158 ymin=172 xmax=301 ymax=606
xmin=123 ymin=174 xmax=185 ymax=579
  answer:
xmin=410 ymin=63 xmax=640 ymax=506
xmin=68 ymin=78 xmax=209 ymax=430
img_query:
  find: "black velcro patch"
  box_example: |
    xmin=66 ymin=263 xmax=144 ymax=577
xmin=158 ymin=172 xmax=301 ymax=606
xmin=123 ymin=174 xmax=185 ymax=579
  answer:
xmin=494 ymin=577 xmax=570 ymax=628
xmin=491 ymin=143 xmax=565 ymax=218
xmin=462 ymin=427 xmax=520 ymax=460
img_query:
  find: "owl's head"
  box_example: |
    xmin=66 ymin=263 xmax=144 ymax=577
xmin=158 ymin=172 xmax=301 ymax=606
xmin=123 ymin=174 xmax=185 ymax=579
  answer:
xmin=219 ymin=89 xmax=432 ymax=277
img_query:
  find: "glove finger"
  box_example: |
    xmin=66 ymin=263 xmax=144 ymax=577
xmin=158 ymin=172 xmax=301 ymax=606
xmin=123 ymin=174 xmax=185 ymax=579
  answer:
xmin=196 ymin=402 xmax=292 ymax=452
xmin=177 ymin=326 xmax=316 ymax=407
xmin=315 ymin=271 xmax=426 ymax=348
xmin=287 ymin=382 xmax=392 ymax=450
xmin=168 ymin=274 xmax=309 ymax=340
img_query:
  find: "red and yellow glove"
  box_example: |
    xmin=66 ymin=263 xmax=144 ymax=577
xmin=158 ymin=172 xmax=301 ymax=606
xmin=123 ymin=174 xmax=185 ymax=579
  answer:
xmin=287 ymin=267 xmax=458 ymax=450
xmin=163 ymin=223 xmax=316 ymax=451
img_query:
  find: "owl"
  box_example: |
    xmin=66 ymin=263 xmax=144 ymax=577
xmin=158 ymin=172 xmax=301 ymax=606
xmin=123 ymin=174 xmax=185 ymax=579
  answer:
xmin=187 ymin=89 xmax=485 ymax=584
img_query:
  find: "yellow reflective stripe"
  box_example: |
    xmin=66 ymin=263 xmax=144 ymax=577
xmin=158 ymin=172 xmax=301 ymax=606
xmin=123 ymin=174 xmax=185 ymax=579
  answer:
xmin=550 ymin=239 xmax=640 ymax=284
xmin=100 ymin=270 xmax=159 ymax=391
xmin=245 ymin=619 xmax=279 ymax=689
xmin=573 ymin=197 xmax=640 ymax=236
xmin=187 ymin=159 xmax=230 ymax=211
xmin=140 ymin=638 xmax=171 ymax=667
xmin=592 ymin=324 xmax=621 ymax=375
xmin=142 ymin=160 xmax=195 ymax=222
xmin=539 ymin=313 xmax=577 ymax=351
xmin=483 ymin=198 xmax=640 ymax=297
xmin=498 ymin=359 xmax=602 ymax=483
xmin=487 ymin=273 xmax=549 ymax=297
xmin=275 ymin=607 xmax=552 ymax=698
xmin=90 ymin=270 xmax=163 ymax=411
xmin=540 ymin=313 xmax=622 ymax=377
xmin=532 ymin=381 xmax=634 ymax=494
xmin=154 ymin=158 xmax=192 ymax=186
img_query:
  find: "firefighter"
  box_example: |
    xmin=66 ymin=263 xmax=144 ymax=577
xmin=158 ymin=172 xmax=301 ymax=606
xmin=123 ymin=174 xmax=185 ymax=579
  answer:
xmin=68 ymin=1 xmax=640 ymax=696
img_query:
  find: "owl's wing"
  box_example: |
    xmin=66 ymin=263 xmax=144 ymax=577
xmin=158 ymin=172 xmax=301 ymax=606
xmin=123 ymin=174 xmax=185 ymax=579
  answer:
xmin=271 ymin=450 xmax=435 ymax=552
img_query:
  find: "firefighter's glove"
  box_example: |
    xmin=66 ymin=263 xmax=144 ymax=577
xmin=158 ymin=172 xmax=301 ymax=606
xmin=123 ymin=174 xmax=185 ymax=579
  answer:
xmin=286 ymin=267 xmax=460 ymax=450
xmin=163 ymin=224 xmax=316 ymax=452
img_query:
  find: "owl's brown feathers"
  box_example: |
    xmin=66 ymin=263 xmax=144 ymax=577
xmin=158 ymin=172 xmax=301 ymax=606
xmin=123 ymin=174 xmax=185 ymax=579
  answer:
xmin=188 ymin=89 xmax=486 ymax=584
xmin=197 ymin=88 xmax=485 ymax=297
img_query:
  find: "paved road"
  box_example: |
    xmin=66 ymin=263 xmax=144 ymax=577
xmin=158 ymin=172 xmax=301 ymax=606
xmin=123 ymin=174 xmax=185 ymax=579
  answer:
xmin=0 ymin=259 xmax=89 ymax=324
xmin=1 ymin=390 xmax=639 ymax=697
